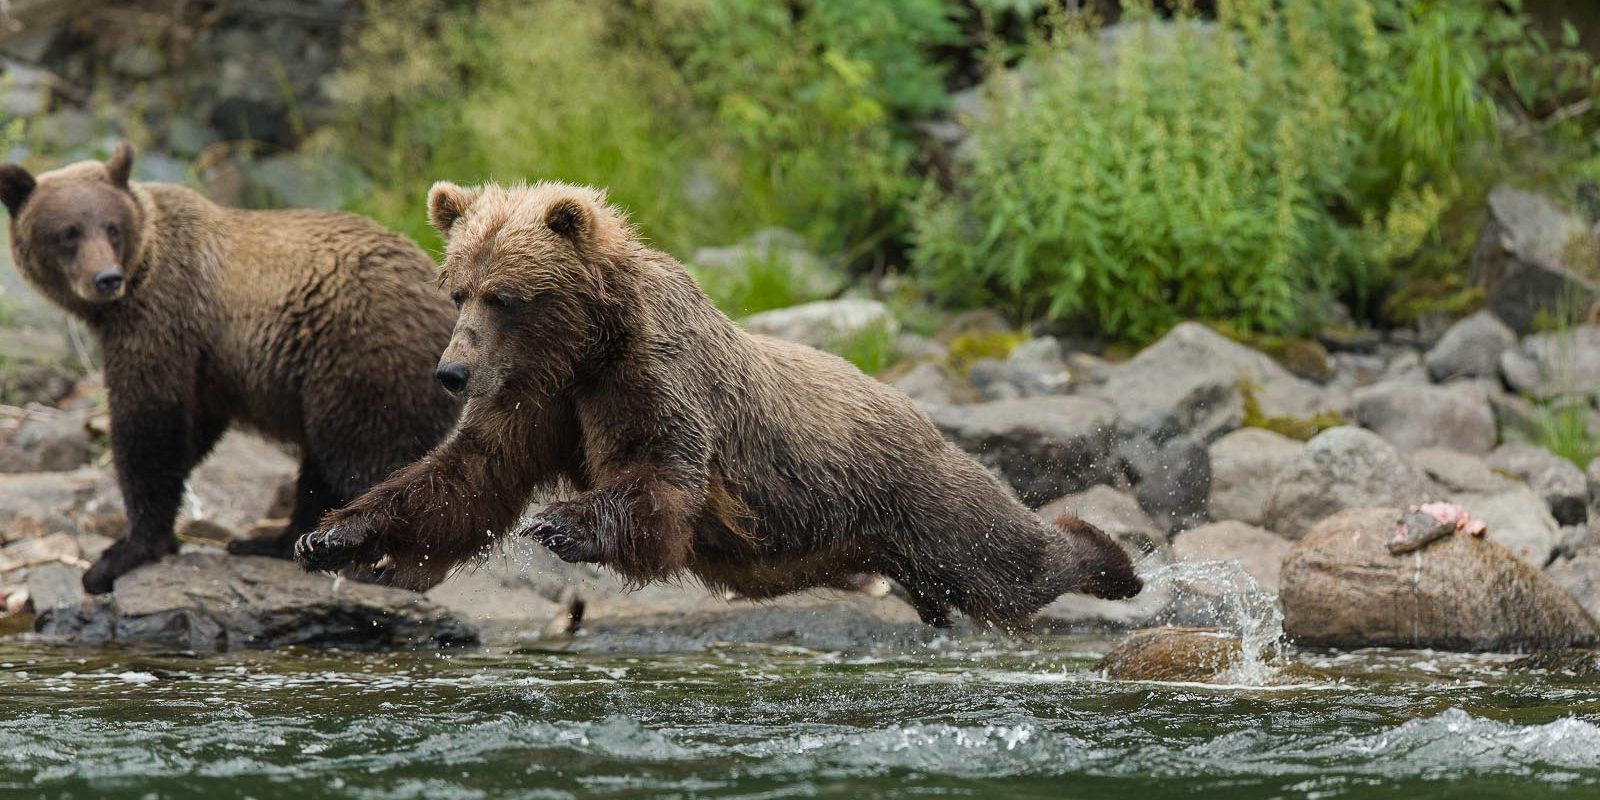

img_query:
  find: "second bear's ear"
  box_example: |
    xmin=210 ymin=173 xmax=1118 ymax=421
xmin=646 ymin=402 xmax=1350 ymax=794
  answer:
xmin=105 ymin=141 xmax=135 ymax=189
xmin=544 ymin=196 xmax=592 ymax=243
xmin=0 ymin=164 xmax=35 ymax=216
xmin=428 ymin=181 xmax=478 ymax=240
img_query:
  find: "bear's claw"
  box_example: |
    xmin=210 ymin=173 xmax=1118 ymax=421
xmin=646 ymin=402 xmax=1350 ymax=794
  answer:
xmin=295 ymin=521 xmax=377 ymax=572
xmin=520 ymin=516 xmax=602 ymax=563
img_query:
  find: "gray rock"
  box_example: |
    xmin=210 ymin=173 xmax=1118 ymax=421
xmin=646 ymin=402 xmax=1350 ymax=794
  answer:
xmin=164 ymin=117 xmax=220 ymax=157
xmin=891 ymin=361 xmax=962 ymax=407
xmin=1353 ymin=381 xmax=1497 ymax=454
xmin=1488 ymin=443 xmax=1588 ymax=526
xmin=1207 ymin=428 xmax=1302 ymax=527
xmin=25 ymin=562 xmax=83 ymax=613
xmin=1262 ymin=427 xmax=1430 ymax=539
xmin=1281 ymin=507 xmax=1598 ymax=652
xmin=30 ymin=108 xmax=96 ymax=152
xmin=1116 ymin=432 xmax=1210 ymax=533
xmin=1425 ymin=311 xmax=1517 ymax=381
xmin=0 ymin=59 xmax=53 ymax=118
xmin=250 ymin=151 xmax=371 ymax=210
xmin=1548 ymin=550 xmax=1600 ymax=622
xmin=37 ymin=553 xmax=477 ymax=650
xmin=1470 ymin=186 xmax=1600 ymax=334
xmin=1037 ymin=485 xmax=1167 ymax=562
xmin=690 ymin=228 xmax=843 ymax=305
xmin=1453 ymin=486 xmax=1562 ymax=568
xmin=1089 ymin=322 xmax=1333 ymax=441
xmin=1171 ymin=521 xmax=1291 ymax=594
xmin=893 ymin=332 xmax=946 ymax=362
xmin=966 ymin=358 xmax=1021 ymax=401
xmin=927 ymin=396 xmax=1119 ymax=506
xmin=1515 ymin=326 xmax=1600 ymax=398
xmin=742 ymin=299 xmax=896 ymax=351
xmin=1502 ymin=347 xmax=1545 ymax=395
xmin=10 ymin=409 xmax=92 ymax=472
xmin=1411 ymin=448 xmax=1517 ymax=495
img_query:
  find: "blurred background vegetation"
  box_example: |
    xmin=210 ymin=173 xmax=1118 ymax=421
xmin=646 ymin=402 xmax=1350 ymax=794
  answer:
xmin=4 ymin=0 xmax=1600 ymax=351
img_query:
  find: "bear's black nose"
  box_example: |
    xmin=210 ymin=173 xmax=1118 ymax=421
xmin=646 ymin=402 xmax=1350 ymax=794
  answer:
xmin=93 ymin=269 xmax=123 ymax=295
xmin=435 ymin=361 xmax=470 ymax=394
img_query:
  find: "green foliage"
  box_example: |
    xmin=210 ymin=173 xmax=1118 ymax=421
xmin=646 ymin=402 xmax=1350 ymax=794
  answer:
xmin=661 ymin=0 xmax=958 ymax=255
xmin=909 ymin=0 xmax=1516 ymax=341
xmin=333 ymin=0 xmax=955 ymax=261
xmin=823 ymin=320 xmax=900 ymax=375
xmin=330 ymin=0 xmax=717 ymax=255
xmin=1530 ymin=400 xmax=1597 ymax=469
xmin=692 ymin=251 xmax=826 ymax=318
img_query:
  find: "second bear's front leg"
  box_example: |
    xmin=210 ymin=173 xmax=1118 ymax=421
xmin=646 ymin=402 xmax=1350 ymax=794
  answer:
xmin=521 ymin=499 xmax=607 ymax=564
xmin=520 ymin=478 xmax=697 ymax=581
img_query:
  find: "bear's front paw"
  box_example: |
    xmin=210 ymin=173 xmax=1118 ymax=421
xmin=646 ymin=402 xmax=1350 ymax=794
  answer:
xmin=295 ymin=517 xmax=382 ymax=573
xmin=520 ymin=512 xmax=603 ymax=564
xmin=82 ymin=535 xmax=178 ymax=595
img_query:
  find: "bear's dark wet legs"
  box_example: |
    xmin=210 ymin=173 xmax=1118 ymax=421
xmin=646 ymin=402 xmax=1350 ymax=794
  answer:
xmin=228 ymin=458 xmax=343 ymax=559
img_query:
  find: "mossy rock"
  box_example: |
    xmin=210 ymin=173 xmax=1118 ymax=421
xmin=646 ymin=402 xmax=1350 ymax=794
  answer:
xmin=1239 ymin=379 xmax=1346 ymax=441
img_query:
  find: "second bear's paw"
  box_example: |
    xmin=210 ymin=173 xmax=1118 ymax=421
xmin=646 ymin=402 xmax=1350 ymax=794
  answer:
xmin=520 ymin=513 xmax=603 ymax=564
xmin=295 ymin=518 xmax=381 ymax=573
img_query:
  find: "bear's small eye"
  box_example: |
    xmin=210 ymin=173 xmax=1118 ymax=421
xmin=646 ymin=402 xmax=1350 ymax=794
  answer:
xmin=450 ymin=290 xmax=466 ymax=308
xmin=59 ymin=226 xmax=81 ymax=244
xmin=106 ymin=223 xmax=121 ymax=241
xmin=483 ymin=293 xmax=520 ymax=312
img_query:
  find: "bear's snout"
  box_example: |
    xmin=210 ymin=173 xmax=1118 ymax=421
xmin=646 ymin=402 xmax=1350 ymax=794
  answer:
xmin=92 ymin=268 xmax=124 ymax=297
xmin=435 ymin=361 xmax=470 ymax=395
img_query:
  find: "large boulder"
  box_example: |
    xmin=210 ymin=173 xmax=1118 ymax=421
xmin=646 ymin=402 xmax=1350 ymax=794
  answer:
xmin=1262 ymin=427 xmax=1430 ymax=539
xmin=741 ymin=299 xmax=895 ymax=350
xmin=1207 ymin=428 xmax=1302 ymax=526
xmin=36 ymin=552 xmax=478 ymax=650
xmin=927 ymin=396 xmax=1119 ymax=506
xmin=966 ymin=337 xmax=1073 ymax=401
xmin=1280 ymin=507 xmax=1599 ymax=652
xmin=1088 ymin=322 xmax=1332 ymax=441
xmin=1424 ymin=311 xmax=1518 ymax=382
xmin=1452 ymin=487 xmax=1562 ymax=568
xmin=1352 ymin=381 xmax=1497 ymax=454
xmin=1170 ymin=521 xmax=1291 ymax=594
xmin=1488 ymin=443 xmax=1588 ymax=527
xmin=1469 ymin=186 xmax=1600 ymax=335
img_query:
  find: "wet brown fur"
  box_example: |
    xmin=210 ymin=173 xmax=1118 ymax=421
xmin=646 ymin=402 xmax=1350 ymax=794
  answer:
xmin=297 ymin=181 xmax=1141 ymax=626
xmin=0 ymin=145 xmax=462 ymax=593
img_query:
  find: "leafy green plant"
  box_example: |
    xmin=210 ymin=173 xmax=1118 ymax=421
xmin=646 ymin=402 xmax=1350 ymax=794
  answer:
xmin=823 ymin=320 xmax=900 ymax=375
xmin=692 ymin=250 xmax=826 ymax=318
xmin=909 ymin=0 xmax=1518 ymax=341
xmin=1530 ymin=399 xmax=1597 ymax=469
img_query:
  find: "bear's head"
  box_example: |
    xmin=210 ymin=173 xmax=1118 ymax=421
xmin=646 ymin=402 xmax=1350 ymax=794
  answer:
xmin=0 ymin=143 xmax=143 ymax=311
xmin=426 ymin=180 xmax=633 ymax=402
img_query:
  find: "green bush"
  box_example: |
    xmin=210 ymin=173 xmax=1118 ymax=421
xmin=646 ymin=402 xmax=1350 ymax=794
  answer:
xmin=908 ymin=0 xmax=1504 ymax=341
xmin=331 ymin=0 xmax=956 ymax=262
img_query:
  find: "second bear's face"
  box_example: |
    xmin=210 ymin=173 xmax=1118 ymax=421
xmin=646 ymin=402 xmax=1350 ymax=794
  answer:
xmin=426 ymin=181 xmax=628 ymax=403
xmin=0 ymin=143 xmax=143 ymax=311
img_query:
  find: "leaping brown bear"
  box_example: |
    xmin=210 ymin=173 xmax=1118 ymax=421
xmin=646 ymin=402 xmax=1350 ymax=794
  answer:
xmin=295 ymin=180 xmax=1142 ymax=627
xmin=0 ymin=145 xmax=462 ymax=594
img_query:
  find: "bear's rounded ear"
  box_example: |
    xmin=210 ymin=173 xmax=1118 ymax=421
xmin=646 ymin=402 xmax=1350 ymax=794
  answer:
xmin=105 ymin=141 xmax=135 ymax=189
xmin=544 ymin=196 xmax=593 ymax=243
xmin=0 ymin=164 xmax=35 ymax=216
xmin=428 ymin=181 xmax=479 ymax=240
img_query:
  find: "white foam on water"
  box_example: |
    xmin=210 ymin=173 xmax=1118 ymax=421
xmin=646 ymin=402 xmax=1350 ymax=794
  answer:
xmin=1138 ymin=558 xmax=1287 ymax=686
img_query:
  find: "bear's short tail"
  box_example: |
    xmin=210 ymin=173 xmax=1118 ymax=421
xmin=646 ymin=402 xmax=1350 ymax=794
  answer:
xmin=1047 ymin=514 xmax=1143 ymax=600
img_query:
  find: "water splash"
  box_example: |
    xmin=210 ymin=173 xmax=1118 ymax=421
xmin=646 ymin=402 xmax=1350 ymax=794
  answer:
xmin=1139 ymin=558 xmax=1286 ymax=685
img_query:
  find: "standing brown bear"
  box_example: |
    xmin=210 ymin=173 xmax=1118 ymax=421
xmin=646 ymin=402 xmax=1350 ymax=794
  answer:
xmin=296 ymin=180 xmax=1142 ymax=627
xmin=0 ymin=144 xmax=462 ymax=594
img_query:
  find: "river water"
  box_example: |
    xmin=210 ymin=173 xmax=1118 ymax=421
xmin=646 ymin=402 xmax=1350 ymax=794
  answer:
xmin=3 ymin=636 xmax=1600 ymax=799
